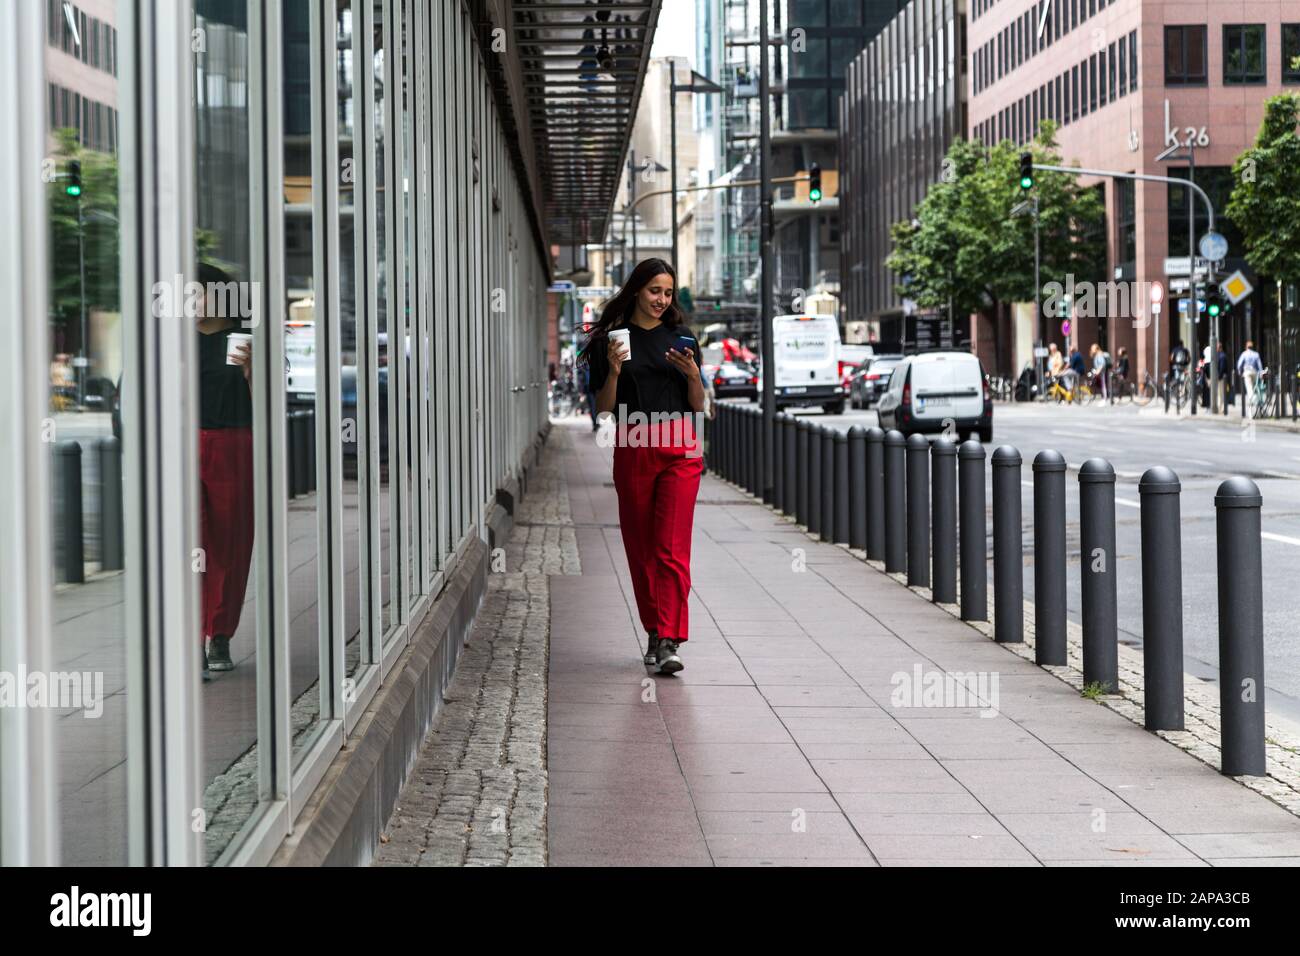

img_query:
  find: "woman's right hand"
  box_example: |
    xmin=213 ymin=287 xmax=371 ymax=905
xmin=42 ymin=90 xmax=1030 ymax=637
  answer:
xmin=606 ymin=336 xmax=626 ymax=377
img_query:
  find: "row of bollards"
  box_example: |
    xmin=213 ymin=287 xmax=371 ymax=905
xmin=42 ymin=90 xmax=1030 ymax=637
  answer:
xmin=709 ymin=401 xmax=1268 ymax=778
xmin=55 ymin=437 xmax=125 ymax=584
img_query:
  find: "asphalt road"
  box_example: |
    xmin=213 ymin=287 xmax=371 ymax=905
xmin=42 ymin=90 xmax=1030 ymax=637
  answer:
xmin=725 ymin=397 xmax=1300 ymax=724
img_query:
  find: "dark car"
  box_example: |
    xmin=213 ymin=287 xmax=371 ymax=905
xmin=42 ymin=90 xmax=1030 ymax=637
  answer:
xmin=709 ymin=361 xmax=759 ymax=400
xmin=849 ymin=354 xmax=903 ymax=409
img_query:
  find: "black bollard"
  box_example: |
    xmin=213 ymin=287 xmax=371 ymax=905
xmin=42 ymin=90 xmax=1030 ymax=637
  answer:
xmin=773 ymin=412 xmax=785 ymax=510
xmin=931 ymin=438 xmax=957 ymax=604
xmin=292 ymin=410 xmax=310 ymax=497
xmin=745 ymin=407 xmax=756 ymax=494
xmin=883 ymin=430 xmax=906 ymax=573
xmin=848 ymin=426 xmax=867 ymax=550
xmin=784 ymin=411 xmax=797 ymax=516
xmin=834 ymin=428 xmax=850 ymax=544
xmin=762 ymin=410 xmax=775 ymax=506
xmin=866 ymin=427 xmax=886 ymax=561
xmin=808 ymin=421 xmax=822 ymax=536
xmin=1079 ymin=458 xmax=1118 ymax=692
xmin=98 ymin=436 xmax=124 ymax=572
xmin=797 ymin=419 xmax=810 ymax=528
xmin=1140 ymin=467 xmax=1184 ymax=731
xmin=716 ymin=403 xmax=726 ymax=479
xmin=959 ymin=441 xmax=987 ymax=622
xmin=991 ymin=446 xmax=1023 ymax=643
xmin=906 ymin=434 xmax=930 ymax=587
xmin=820 ymin=424 xmax=835 ymax=543
xmin=57 ymin=441 xmax=85 ymax=584
xmin=751 ymin=407 xmax=762 ymax=497
xmin=1032 ymin=450 xmax=1068 ymax=666
xmin=1215 ymin=477 xmax=1266 ymax=776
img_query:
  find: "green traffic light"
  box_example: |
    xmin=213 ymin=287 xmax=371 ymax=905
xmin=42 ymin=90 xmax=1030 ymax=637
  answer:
xmin=66 ymin=183 xmax=81 ymax=197
xmin=1208 ymin=302 xmax=1221 ymax=317
xmin=810 ymin=187 xmax=822 ymax=202
xmin=1019 ymin=176 xmax=1033 ymax=190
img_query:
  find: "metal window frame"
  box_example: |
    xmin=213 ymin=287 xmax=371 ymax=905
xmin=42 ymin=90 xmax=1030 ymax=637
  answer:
xmin=434 ymin=0 xmax=452 ymax=570
xmin=0 ymin=0 xmax=58 ymax=867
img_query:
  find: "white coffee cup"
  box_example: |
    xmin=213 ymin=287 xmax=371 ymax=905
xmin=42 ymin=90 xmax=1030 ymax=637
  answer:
xmin=226 ymin=332 xmax=253 ymax=365
xmin=608 ymin=328 xmax=631 ymax=362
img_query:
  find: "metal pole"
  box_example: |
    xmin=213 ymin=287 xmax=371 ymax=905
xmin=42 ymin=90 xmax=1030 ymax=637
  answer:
xmin=784 ymin=411 xmax=797 ymax=516
xmin=99 ymin=436 xmax=124 ymax=571
xmin=821 ymin=424 xmax=835 ymax=543
xmin=991 ymin=445 xmax=1023 ymax=643
xmin=1032 ymin=450 xmax=1067 ymax=665
xmin=773 ymin=411 xmax=785 ymax=510
xmin=884 ymin=430 xmax=906 ymax=573
xmin=1215 ymin=477 xmax=1266 ymax=776
xmin=77 ymin=198 xmax=87 ymax=407
xmin=848 ymin=425 xmax=867 ymax=550
xmin=758 ymin=0 xmax=775 ymax=506
xmin=797 ymin=419 xmax=809 ymax=527
xmin=931 ymin=438 xmax=957 ymax=604
xmin=1079 ymin=458 xmax=1118 ymax=692
xmin=670 ymin=60 xmax=679 ymax=272
xmin=1188 ymin=142 xmax=1197 ymax=417
xmin=808 ymin=421 xmax=822 ymax=536
xmin=906 ymin=434 xmax=930 ymax=587
xmin=58 ymin=441 xmax=85 ymax=584
xmin=629 ymin=149 xmax=638 ymax=267
xmin=1034 ymin=197 xmax=1043 ymax=401
xmin=1140 ymin=466 xmax=1184 ymax=731
xmin=834 ymin=428 xmax=849 ymax=544
xmin=866 ymin=427 xmax=885 ymax=561
xmin=959 ymin=440 xmax=987 ymax=622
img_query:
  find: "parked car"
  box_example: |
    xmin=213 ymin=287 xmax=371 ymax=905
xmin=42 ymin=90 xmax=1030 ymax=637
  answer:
xmin=849 ymin=354 xmax=903 ymax=409
xmin=710 ymin=360 xmax=759 ymax=400
xmin=876 ymin=351 xmax=992 ymax=443
xmin=769 ymin=313 xmax=845 ymax=414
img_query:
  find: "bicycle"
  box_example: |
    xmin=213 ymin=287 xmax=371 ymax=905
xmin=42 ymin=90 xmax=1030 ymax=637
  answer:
xmin=1163 ymin=366 xmax=1191 ymax=413
xmin=1113 ymin=370 xmax=1158 ymax=406
xmin=1246 ymin=368 xmax=1272 ymax=419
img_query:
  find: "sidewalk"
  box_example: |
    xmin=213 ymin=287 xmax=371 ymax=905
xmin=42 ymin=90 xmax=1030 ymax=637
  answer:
xmin=377 ymin=417 xmax=1300 ymax=867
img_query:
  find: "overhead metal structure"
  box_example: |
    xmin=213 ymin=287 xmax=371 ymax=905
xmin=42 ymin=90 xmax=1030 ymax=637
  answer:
xmin=509 ymin=0 xmax=662 ymax=248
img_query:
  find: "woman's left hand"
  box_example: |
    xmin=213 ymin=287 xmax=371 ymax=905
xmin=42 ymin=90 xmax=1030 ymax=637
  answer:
xmin=232 ymin=342 xmax=253 ymax=384
xmin=665 ymin=347 xmax=700 ymax=383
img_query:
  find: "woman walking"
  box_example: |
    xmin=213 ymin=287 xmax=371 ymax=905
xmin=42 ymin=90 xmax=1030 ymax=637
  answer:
xmin=581 ymin=258 xmax=705 ymax=675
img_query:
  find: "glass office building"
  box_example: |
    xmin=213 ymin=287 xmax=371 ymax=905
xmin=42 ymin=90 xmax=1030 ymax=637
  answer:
xmin=1 ymin=0 xmax=550 ymax=865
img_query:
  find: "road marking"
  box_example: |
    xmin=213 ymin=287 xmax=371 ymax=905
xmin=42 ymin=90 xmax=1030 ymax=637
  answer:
xmin=1262 ymin=531 xmax=1300 ymax=547
xmin=1116 ymin=497 xmax=1141 ymax=509
xmin=1262 ymin=470 xmax=1300 ymax=480
xmin=1021 ymin=480 xmax=1034 ymax=488
xmin=1171 ymin=456 xmax=1215 ymax=467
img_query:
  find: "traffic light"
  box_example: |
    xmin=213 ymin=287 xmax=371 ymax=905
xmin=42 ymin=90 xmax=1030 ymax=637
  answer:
xmin=1018 ymin=153 xmax=1034 ymax=190
xmin=1207 ymin=293 xmax=1222 ymax=319
xmin=809 ymin=163 xmax=822 ymax=203
xmin=65 ymin=159 xmax=82 ymax=199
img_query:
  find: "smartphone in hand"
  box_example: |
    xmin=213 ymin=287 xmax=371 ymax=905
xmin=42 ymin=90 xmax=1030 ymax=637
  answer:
xmin=673 ymin=335 xmax=695 ymax=355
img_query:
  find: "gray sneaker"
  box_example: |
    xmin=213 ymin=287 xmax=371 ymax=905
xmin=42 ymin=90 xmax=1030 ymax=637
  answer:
xmin=207 ymin=634 xmax=235 ymax=672
xmin=656 ymin=638 xmax=683 ymax=675
xmin=644 ymin=633 xmax=659 ymax=666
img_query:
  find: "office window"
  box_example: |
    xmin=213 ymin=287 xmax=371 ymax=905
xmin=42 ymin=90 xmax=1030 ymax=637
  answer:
xmin=1108 ymin=41 xmax=1116 ymax=102
xmin=1088 ymin=53 xmax=1097 ymax=112
xmin=1130 ymin=30 xmax=1138 ymax=90
xmin=1284 ymin=25 xmax=1300 ymax=83
xmin=1071 ymin=63 xmax=1079 ymax=120
xmin=1165 ymin=25 xmax=1207 ymax=85
xmin=1118 ymin=34 xmax=1127 ymax=94
xmin=1070 ymin=0 xmax=1078 ymax=31
xmin=1223 ymin=25 xmax=1266 ymax=85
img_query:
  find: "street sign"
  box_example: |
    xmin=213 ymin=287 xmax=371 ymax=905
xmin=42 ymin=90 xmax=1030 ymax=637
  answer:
xmin=1033 ymin=346 xmax=1049 ymax=358
xmin=576 ymin=286 xmax=614 ymax=299
xmin=1220 ymin=270 xmax=1253 ymax=305
xmin=1199 ymin=231 xmax=1228 ymax=262
xmin=1164 ymin=256 xmax=1211 ymax=277
xmin=1060 ymin=320 xmax=1070 ymax=336
xmin=549 ymin=280 xmax=576 ymax=292
xmin=1177 ymin=298 xmax=1207 ymax=316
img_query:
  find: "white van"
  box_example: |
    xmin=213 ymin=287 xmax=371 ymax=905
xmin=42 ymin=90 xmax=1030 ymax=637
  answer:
xmin=877 ymin=351 xmax=992 ymax=443
xmin=769 ymin=313 xmax=845 ymax=414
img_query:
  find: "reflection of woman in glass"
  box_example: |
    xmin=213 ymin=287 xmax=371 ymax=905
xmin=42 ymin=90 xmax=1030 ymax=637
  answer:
xmin=196 ymin=262 xmax=254 ymax=680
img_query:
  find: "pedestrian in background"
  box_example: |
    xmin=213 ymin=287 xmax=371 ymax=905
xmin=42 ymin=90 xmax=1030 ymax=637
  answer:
xmin=581 ymin=258 xmax=705 ymax=675
xmin=1237 ymin=340 xmax=1263 ymax=416
xmin=577 ymin=358 xmax=598 ymax=431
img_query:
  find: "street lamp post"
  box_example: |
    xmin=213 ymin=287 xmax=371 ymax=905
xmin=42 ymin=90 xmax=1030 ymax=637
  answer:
xmin=758 ymin=0 xmax=774 ymax=503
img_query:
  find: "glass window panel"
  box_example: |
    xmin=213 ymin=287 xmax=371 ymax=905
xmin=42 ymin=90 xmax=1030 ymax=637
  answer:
xmin=375 ymin=0 xmax=393 ymax=633
xmin=45 ymin=0 xmax=128 ymax=866
xmin=191 ymin=0 xmax=262 ymax=862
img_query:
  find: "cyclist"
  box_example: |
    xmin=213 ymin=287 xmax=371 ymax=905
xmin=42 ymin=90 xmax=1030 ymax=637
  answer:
xmin=1113 ymin=347 xmax=1130 ymax=392
xmin=1167 ymin=339 xmax=1191 ymax=389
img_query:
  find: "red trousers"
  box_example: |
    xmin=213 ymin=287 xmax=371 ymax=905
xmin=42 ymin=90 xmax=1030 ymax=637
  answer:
xmin=199 ymin=427 xmax=255 ymax=643
xmin=611 ymin=415 xmax=705 ymax=642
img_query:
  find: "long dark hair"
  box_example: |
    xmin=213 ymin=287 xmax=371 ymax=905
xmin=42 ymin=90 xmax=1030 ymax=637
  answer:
xmin=577 ymin=258 xmax=686 ymax=366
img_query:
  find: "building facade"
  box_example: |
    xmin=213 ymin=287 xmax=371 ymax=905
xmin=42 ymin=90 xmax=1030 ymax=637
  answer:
xmin=840 ymin=0 xmax=968 ymax=348
xmin=2 ymin=0 xmax=555 ymax=866
xmin=968 ymin=0 xmax=1300 ymax=377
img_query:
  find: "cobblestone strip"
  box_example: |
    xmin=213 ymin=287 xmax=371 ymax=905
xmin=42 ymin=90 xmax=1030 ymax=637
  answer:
xmin=373 ymin=427 xmax=580 ymax=867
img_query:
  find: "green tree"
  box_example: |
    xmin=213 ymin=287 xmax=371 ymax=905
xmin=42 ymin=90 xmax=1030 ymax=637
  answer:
xmin=1226 ymin=93 xmax=1300 ymax=296
xmin=887 ymin=122 xmax=1105 ymax=367
xmin=48 ymin=128 xmax=120 ymax=340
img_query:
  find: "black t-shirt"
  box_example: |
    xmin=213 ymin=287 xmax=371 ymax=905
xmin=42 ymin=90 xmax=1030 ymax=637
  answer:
xmin=198 ymin=324 xmax=254 ymax=429
xmin=587 ymin=321 xmax=702 ymax=418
